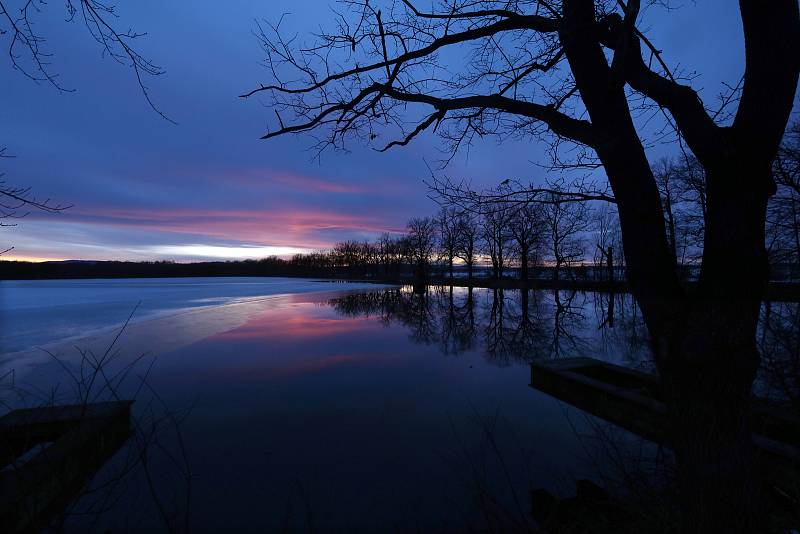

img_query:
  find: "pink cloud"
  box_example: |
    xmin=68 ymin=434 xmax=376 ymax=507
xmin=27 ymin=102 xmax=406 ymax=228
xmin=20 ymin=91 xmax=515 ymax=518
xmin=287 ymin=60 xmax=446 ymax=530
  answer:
xmin=270 ymin=172 xmax=366 ymax=194
xmin=57 ymin=206 xmax=402 ymax=249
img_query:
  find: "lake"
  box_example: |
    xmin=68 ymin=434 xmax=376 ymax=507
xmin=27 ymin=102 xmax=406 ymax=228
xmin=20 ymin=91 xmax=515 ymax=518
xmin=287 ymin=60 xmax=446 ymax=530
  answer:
xmin=0 ymin=277 xmax=703 ymax=530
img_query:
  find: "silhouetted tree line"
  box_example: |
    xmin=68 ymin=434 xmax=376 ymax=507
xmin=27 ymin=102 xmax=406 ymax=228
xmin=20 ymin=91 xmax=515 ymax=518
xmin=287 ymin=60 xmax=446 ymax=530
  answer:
xmin=283 ymin=196 xmax=625 ymax=283
xmin=0 ymin=203 xmax=616 ymax=281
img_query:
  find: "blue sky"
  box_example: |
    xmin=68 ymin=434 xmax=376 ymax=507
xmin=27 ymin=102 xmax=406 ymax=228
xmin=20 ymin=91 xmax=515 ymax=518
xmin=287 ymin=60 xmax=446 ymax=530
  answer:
xmin=0 ymin=0 xmax=779 ymax=261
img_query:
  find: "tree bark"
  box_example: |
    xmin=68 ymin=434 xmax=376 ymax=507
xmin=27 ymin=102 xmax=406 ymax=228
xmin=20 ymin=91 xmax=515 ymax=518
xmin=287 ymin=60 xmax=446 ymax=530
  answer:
xmin=664 ymin=311 xmax=762 ymax=533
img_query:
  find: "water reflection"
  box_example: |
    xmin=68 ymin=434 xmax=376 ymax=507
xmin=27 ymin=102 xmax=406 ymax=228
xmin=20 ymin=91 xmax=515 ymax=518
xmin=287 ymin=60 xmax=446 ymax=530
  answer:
xmin=330 ymin=286 xmax=652 ymax=369
xmin=134 ymin=290 xmax=617 ymax=531
xmin=759 ymin=300 xmax=800 ymax=409
xmin=6 ymin=284 xmax=797 ymax=531
xmin=327 ymin=287 xmax=800 ymax=530
xmin=330 ymin=285 xmax=799 ymax=418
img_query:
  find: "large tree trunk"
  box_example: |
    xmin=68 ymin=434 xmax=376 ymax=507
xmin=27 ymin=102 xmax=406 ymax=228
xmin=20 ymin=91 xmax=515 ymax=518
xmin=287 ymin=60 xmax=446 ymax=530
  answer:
xmin=597 ymin=142 xmax=768 ymax=532
xmin=660 ymin=159 xmax=772 ymax=532
xmin=663 ymin=308 xmax=762 ymax=533
xmin=561 ymin=4 xmax=769 ymax=528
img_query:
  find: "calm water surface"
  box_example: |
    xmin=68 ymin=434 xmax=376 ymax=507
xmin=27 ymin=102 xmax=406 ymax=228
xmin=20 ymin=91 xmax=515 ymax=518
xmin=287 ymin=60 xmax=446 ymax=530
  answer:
xmin=0 ymin=278 xmax=679 ymax=531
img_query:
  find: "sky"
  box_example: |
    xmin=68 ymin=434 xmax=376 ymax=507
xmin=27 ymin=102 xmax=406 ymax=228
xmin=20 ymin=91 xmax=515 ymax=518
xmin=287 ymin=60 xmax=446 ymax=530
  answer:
xmin=0 ymin=1 xmax=764 ymax=262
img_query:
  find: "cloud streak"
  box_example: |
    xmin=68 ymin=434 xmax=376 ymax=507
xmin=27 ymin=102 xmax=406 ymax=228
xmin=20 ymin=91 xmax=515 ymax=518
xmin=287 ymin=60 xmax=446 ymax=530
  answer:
xmin=269 ymin=172 xmax=366 ymax=194
xmin=53 ymin=205 xmax=400 ymax=246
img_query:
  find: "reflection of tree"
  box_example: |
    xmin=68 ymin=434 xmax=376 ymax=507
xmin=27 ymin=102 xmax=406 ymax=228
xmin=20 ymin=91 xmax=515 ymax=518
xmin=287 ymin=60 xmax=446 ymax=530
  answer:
xmin=595 ymin=291 xmax=616 ymax=329
xmin=590 ymin=291 xmax=650 ymax=368
xmin=404 ymin=290 xmax=438 ymax=345
xmin=330 ymin=287 xmax=441 ymax=344
xmin=758 ymin=302 xmax=800 ymax=411
xmin=436 ymin=286 xmax=478 ymax=355
xmin=546 ymin=290 xmax=590 ymax=359
xmin=503 ymin=290 xmax=550 ymax=362
xmin=615 ymin=294 xmax=649 ymax=368
xmin=330 ymin=287 xmax=634 ymax=367
xmin=483 ymin=289 xmax=510 ymax=365
xmin=329 ymin=289 xmax=403 ymax=325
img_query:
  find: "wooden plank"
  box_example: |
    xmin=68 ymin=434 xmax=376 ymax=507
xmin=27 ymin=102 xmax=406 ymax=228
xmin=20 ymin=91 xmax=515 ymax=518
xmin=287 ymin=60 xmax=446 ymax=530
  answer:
xmin=542 ymin=359 xmax=800 ymax=444
xmin=0 ymin=401 xmax=132 ymax=467
xmin=0 ymin=401 xmax=133 ymax=431
xmin=0 ymin=401 xmax=132 ymax=533
xmin=0 ymin=400 xmax=132 ymax=438
xmin=531 ymin=359 xmax=666 ymax=444
xmin=530 ymin=358 xmax=800 ymax=466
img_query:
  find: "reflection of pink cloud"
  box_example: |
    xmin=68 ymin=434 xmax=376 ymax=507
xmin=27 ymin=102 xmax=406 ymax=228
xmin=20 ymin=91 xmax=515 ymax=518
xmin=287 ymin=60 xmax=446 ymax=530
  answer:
xmin=199 ymin=306 xmax=394 ymax=380
xmin=217 ymin=313 xmax=370 ymax=340
xmin=60 ymin=206 xmax=399 ymax=249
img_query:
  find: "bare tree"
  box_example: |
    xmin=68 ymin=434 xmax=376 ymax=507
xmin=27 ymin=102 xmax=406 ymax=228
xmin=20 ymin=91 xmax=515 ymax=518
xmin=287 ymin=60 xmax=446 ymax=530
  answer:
xmin=406 ymin=216 xmax=437 ymax=280
xmin=479 ymin=200 xmax=512 ymax=280
xmin=768 ymin=121 xmax=800 ymax=268
xmin=593 ymin=202 xmax=621 ymax=282
xmin=652 ymin=158 xmax=681 ymax=266
xmin=650 ymin=156 xmax=707 ymax=269
xmin=673 ymin=155 xmax=707 ymax=263
xmin=541 ymin=190 xmax=588 ymax=282
xmin=455 ymin=212 xmax=478 ymax=282
xmin=437 ymin=206 xmax=461 ymax=279
xmin=244 ymin=1 xmax=800 ymax=529
xmin=507 ymin=202 xmax=545 ymax=281
xmin=377 ymin=232 xmax=397 ymax=276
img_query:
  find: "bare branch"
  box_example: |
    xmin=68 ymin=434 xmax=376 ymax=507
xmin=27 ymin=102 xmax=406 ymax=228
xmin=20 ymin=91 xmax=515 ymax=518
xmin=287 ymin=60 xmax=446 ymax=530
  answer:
xmin=399 ymin=0 xmax=521 ymax=20
xmin=427 ymin=174 xmax=616 ymax=219
xmin=599 ymin=12 xmax=720 ymax=160
xmin=241 ymin=13 xmax=559 ymax=99
xmin=0 ymin=0 xmax=171 ymax=121
xmin=377 ymin=109 xmax=444 ymax=152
